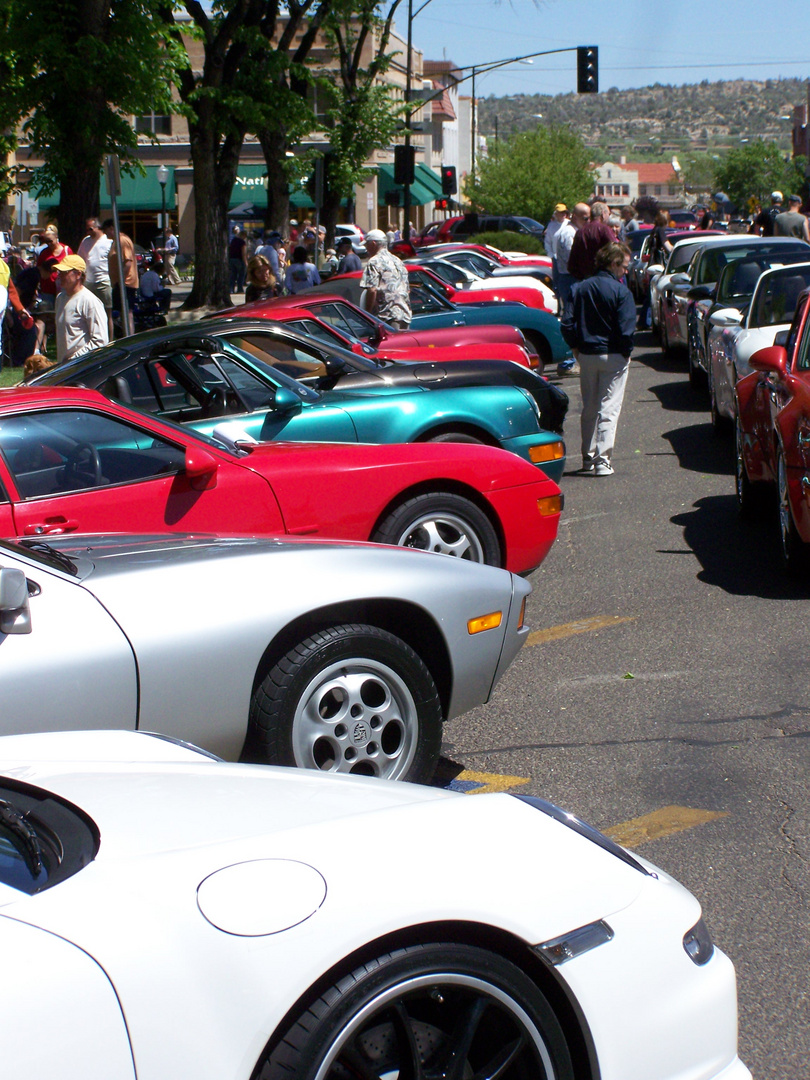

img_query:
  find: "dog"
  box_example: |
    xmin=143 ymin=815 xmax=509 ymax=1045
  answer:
xmin=23 ymin=353 xmax=56 ymax=380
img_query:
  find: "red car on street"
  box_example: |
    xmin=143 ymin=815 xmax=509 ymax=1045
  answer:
xmin=736 ymin=288 xmax=810 ymax=573
xmin=218 ymin=293 xmax=540 ymax=368
xmin=0 ymin=386 xmax=562 ymax=574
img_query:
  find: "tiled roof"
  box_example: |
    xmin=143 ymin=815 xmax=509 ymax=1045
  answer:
xmin=432 ymin=87 xmax=456 ymax=121
xmin=623 ymin=162 xmax=680 ymax=183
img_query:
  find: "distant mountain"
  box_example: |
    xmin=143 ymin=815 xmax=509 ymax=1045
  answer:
xmin=478 ymin=78 xmax=804 ymax=158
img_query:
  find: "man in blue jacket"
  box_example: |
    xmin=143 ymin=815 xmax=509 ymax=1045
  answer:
xmin=561 ymin=241 xmax=635 ymax=477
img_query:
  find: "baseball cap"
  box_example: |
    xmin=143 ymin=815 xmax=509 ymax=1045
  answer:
xmin=555 ymin=203 xmax=567 ymax=212
xmin=788 ymin=194 xmax=802 ymax=204
xmin=365 ymin=229 xmax=387 ymax=243
xmin=53 ymin=254 xmax=87 ymax=273
xmin=336 ymin=235 xmax=353 ymax=246
xmin=771 ymin=191 xmax=783 ymax=202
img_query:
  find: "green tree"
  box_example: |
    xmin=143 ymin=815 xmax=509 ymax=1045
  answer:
xmin=465 ymin=125 xmax=595 ymax=224
xmin=0 ymin=0 xmax=178 ymax=249
xmin=713 ymin=140 xmax=799 ymax=211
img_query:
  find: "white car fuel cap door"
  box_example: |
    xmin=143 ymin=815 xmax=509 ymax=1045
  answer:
xmin=197 ymin=859 xmax=326 ymax=936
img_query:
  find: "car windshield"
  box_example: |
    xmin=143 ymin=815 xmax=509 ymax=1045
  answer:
xmin=750 ymin=267 xmax=810 ymax=328
xmin=696 ymin=243 xmax=809 ymax=286
xmin=667 ymin=244 xmax=701 ymax=273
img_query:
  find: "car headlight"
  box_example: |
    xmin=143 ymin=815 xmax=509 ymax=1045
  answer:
xmin=683 ymin=916 xmax=715 ymax=966
xmin=512 ymin=794 xmax=652 ymax=877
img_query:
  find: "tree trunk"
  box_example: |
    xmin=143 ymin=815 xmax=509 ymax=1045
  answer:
xmin=258 ymin=127 xmax=291 ymax=236
xmin=57 ymin=167 xmax=102 ymax=251
xmin=183 ymin=123 xmax=241 ymax=310
xmin=320 ymin=187 xmax=342 ymax=249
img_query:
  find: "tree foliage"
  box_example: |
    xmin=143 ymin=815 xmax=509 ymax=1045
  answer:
xmin=712 ymin=140 xmax=806 ymax=211
xmin=0 ymin=0 xmax=179 ymax=247
xmin=466 ymin=125 xmax=595 ymax=224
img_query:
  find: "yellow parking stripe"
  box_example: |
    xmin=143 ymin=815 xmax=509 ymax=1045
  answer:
xmin=452 ymin=770 xmax=531 ymax=794
xmin=605 ymin=805 xmax=729 ymax=848
xmin=526 ymin=615 xmax=636 ymax=647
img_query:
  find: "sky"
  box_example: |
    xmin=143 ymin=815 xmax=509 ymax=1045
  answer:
xmin=406 ymin=0 xmax=810 ymax=100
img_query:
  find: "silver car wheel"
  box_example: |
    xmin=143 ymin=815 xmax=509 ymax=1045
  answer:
xmin=395 ymin=510 xmax=486 ymax=561
xmin=292 ymin=656 xmax=419 ymax=778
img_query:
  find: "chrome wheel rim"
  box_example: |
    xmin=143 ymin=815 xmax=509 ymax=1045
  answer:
xmin=292 ymin=658 xmax=418 ymax=779
xmin=313 ymin=973 xmax=559 ymax=1080
xmin=395 ymin=511 xmax=486 ymax=561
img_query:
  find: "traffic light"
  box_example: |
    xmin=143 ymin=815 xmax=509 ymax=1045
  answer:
xmin=384 ymin=190 xmax=401 ymax=207
xmin=434 ymin=197 xmax=449 ymax=211
xmin=577 ymin=46 xmax=598 ymax=94
xmin=441 ymin=165 xmax=457 ymax=196
xmin=394 ymin=144 xmax=416 ymax=186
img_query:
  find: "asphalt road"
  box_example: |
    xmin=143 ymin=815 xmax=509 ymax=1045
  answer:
xmin=441 ymin=328 xmax=809 ymax=1078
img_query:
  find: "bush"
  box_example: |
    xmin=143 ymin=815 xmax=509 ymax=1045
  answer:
xmin=470 ymin=231 xmax=546 ymax=256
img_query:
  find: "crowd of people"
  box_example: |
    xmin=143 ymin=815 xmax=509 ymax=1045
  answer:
xmin=2 ymin=219 xmax=181 ymax=369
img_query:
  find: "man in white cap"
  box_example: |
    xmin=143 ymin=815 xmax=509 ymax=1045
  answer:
xmin=360 ymin=229 xmax=411 ymax=328
xmin=53 ymin=253 xmax=109 ymax=363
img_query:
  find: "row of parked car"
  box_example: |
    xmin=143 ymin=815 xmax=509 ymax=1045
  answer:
xmin=0 ymin=241 xmax=750 ymax=1080
xmin=642 ymin=229 xmax=810 ymax=573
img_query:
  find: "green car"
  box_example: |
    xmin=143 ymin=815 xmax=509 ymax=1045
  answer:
xmin=37 ymin=319 xmax=567 ymax=481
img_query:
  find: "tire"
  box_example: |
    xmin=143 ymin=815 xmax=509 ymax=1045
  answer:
xmin=248 ymin=624 xmax=442 ymax=783
xmin=687 ymin=331 xmax=705 ymax=389
xmin=372 ymin=492 xmax=501 ymax=566
xmin=427 ymin=431 xmax=485 ymax=444
xmin=661 ymin=312 xmax=672 ymax=357
xmin=777 ymin=449 xmax=810 ymax=575
xmin=735 ymin=414 xmax=770 ymax=520
xmin=709 ymin=364 xmax=730 ymax=436
xmin=257 ymin=943 xmax=575 ymax=1080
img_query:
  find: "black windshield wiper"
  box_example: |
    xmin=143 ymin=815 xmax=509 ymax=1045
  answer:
xmin=0 ymin=798 xmax=43 ymax=878
xmin=18 ymin=541 xmax=78 ymax=576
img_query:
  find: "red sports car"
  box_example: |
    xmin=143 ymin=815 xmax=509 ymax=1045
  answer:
xmin=0 ymin=386 xmax=562 ymax=574
xmin=736 ymin=287 xmax=810 ymax=574
xmin=218 ymin=293 xmax=540 ymax=368
xmin=420 ymin=242 xmax=553 ymax=272
xmin=328 ymin=265 xmax=547 ymax=311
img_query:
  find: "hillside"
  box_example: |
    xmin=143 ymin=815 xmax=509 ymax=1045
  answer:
xmin=477 ymin=77 xmax=805 ymax=158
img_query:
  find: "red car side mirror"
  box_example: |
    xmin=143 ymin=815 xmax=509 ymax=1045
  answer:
xmin=749 ymin=345 xmax=788 ymax=377
xmin=185 ymin=446 xmax=219 ymax=490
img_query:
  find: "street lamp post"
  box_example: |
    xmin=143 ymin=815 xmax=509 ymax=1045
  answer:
xmin=156 ymin=164 xmax=168 ymax=243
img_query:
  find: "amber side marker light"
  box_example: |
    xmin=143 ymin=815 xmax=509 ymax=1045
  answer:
xmin=528 ymin=442 xmax=564 ymax=464
xmin=537 ymin=494 xmax=563 ymax=516
xmin=517 ymin=596 xmax=527 ymax=630
xmin=467 ymin=611 xmax=503 ymax=635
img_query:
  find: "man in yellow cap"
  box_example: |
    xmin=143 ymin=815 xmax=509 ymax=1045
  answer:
xmin=53 ymin=254 xmax=109 ymax=363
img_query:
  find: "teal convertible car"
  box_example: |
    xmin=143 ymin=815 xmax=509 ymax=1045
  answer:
xmin=36 ymin=319 xmax=567 ymax=481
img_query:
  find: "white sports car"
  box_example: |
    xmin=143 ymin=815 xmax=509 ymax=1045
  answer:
xmin=707 ymin=261 xmax=810 ymax=430
xmin=0 ymin=730 xmax=750 ymax=1080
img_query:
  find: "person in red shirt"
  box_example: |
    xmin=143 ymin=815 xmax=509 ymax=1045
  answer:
xmin=36 ymin=225 xmax=73 ymax=305
xmin=567 ymin=201 xmax=615 ymax=282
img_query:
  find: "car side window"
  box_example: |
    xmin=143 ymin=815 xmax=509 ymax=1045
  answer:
xmin=283 ymin=319 xmax=347 ymax=348
xmin=409 ymin=282 xmax=446 ymax=314
xmin=318 ymin=303 xmax=373 ymax=341
xmin=0 ymin=409 xmax=186 ymax=498
xmin=221 ymin=335 xmax=328 ymax=387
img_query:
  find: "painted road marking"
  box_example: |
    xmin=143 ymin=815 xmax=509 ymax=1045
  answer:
xmin=526 ymin=615 xmax=636 ymax=648
xmin=448 ymin=770 xmax=531 ymax=794
xmin=605 ymin=805 xmax=729 ymax=848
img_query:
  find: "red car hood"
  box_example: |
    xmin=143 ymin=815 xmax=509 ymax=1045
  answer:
xmin=375 ymin=323 xmax=524 ymax=350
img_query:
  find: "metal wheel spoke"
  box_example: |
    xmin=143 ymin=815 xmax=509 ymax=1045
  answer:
xmin=433 ymin=996 xmax=488 ymax=1080
xmin=470 ymin=1034 xmax=528 ymax=1080
xmin=389 ymin=1003 xmax=428 ymax=1080
xmin=335 ymin=1041 xmax=385 ymax=1080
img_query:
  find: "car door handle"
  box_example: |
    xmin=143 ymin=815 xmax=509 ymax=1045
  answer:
xmin=23 ymin=518 xmax=79 ymax=535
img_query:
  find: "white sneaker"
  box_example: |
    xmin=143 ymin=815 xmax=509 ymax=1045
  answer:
xmin=580 ymin=461 xmax=595 ymax=473
xmin=594 ymin=463 xmax=614 ymax=477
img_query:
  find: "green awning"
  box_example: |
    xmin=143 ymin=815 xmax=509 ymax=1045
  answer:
xmin=376 ymin=163 xmax=440 ymax=207
xmin=34 ymin=166 xmax=177 ymax=211
xmin=231 ymin=166 xmax=268 ymax=209
xmin=415 ymin=164 xmax=443 ymax=199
